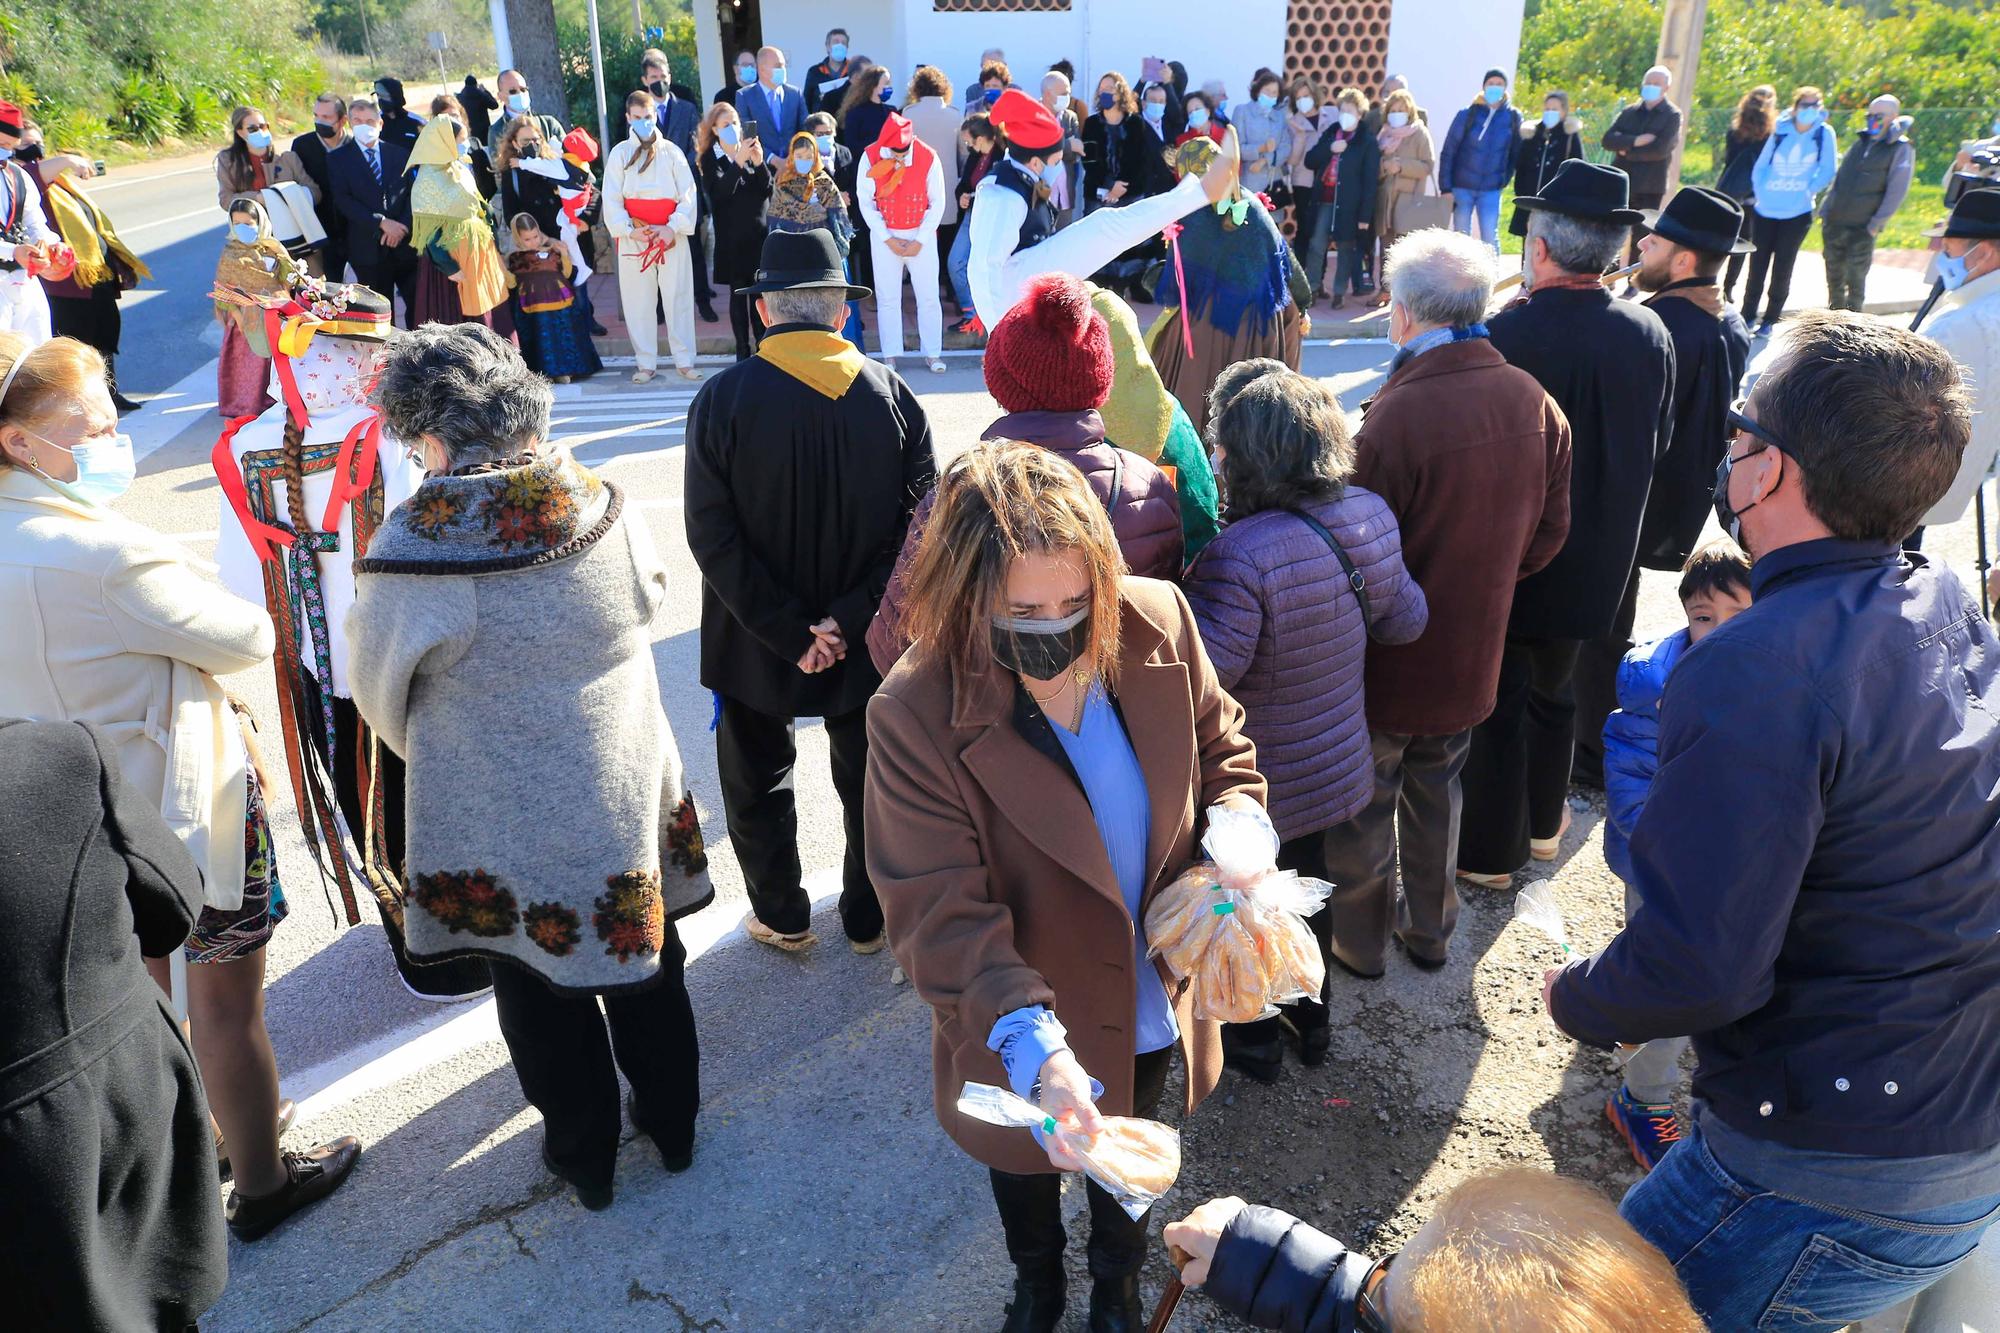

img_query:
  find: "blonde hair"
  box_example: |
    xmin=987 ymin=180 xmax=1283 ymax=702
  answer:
xmin=1337 ymin=86 xmax=1368 ymax=112
xmin=1791 ymin=85 xmax=1825 ymax=112
xmin=1398 ymin=1170 xmax=1704 ymax=1333
xmin=697 ymin=102 xmax=738 ymax=158
xmin=904 ymin=439 xmax=1125 ymax=688
xmin=1384 ymin=89 xmax=1418 ymax=121
xmin=0 ymin=334 xmax=110 ymax=468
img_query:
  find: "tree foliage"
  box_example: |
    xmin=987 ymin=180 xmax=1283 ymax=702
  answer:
xmin=557 ymin=12 xmax=696 ymax=141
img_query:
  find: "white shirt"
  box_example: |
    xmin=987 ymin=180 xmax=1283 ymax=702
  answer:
xmin=855 ymin=144 xmax=947 ymax=241
xmin=0 ymin=161 xmax=57 ymax=264
xmin=602 ymin=134 xmax=698 ymax=256
xmin=1922 ymin=264 xmax=2000 ymax=527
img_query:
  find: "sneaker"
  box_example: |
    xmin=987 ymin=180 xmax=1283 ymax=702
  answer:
xmin=225 ymin=1136 xmax=363 ymax=1240
xmin=1755 ymin=319 xmax=1777 ymax=338
xmin=927 ymin=358 xmax=948 ymax=374
xmin=1606 ymin=1085 xmax=1684 ymax=1172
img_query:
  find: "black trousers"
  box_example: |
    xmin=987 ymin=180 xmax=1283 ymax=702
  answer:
xmin=1458 ymin=636 xmax=1581 ymax=876
xmin=1723 ymin=249 xmax=1748 ymax=303
xmin=357 ymin=244 xmax=421 ymax=329
xmin=50 ymin=284 xmax=121 ymax=357
xmin=988 ymin=1046 xmax=1173 ymax=1282
xmin=727 ymin=291 xmax=767 ymax=358
xmin=1625 ymin=189 xmax=1665 ymax=265
xmin=1742 ymin=211 xmax=1813 ymax=326
xmin=715 ymin=695 xmax=879 ymax=941
xmin=489 ymin=927 xmax=700 ymax=1191
xmin=1571 ymin=564 xmax=1644 ymax=789
xmin=1229 ymin=834 xmax=1331 ymax=1052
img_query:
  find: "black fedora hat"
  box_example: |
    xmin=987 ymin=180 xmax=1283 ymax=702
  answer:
xmin=1923 ymin=186 xmax=2000 ymax=240
xmin=1515 ymin=159 xmax=1644 ymax=225
xmin=1641 ymin=186 xmax=1754 ymax=255
xmin=736 ymin=228 xmax=871 ymax=299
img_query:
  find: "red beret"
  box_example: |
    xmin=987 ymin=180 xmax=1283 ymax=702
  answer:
xmin=988 ymin=88 xmax=1061 ymax=153
xmin=0 ymin=102 xmax=22 ymax=138
xmin=874 ymin=112 xmax=915 ymax=152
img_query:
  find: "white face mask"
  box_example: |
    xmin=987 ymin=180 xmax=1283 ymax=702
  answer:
xmin=23 ymin=426 xmax=137 ymax=506
xmin=353 ymin=122 xmax=381 ymax=147
xmin=1295 ymin=97 xmax=1316 ymax=116
xmin=1387 ymin=111 xmax=1409 ymax=128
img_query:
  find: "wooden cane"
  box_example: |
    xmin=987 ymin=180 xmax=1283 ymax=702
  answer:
xmin=1147 ymin=1247 xmax=1194 ymax=1333
xmin=1351 ymin=259 xmax=1643 ymax=321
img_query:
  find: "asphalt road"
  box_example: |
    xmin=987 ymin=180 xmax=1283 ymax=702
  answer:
xmin=108 ymin=333 xmax=1993 ymax=1331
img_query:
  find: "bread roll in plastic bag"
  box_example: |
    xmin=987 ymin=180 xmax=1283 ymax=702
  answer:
xmin=957 ymin=1082 xmax=1182 ymax=1219
xmin=1145 ymin=804 xmax=1332 ymax=1021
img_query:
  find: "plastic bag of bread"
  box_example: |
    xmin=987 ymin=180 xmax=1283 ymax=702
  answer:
xmin=1145 ymin=803 xmax=1332 ymax=1021
xmin=957 ymin=1082 xmax=1182 ymax=1219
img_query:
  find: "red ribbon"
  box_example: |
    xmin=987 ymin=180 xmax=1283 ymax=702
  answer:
xmin=321 ymin=413 xmax=383 ymax=532
xmin=262 ymin=307 xmax=309 ymax=432
xmin=1161 ymin=221 xmax=1196 ymax=360
xmin=212 ymin=414 xmax=296 ymax=563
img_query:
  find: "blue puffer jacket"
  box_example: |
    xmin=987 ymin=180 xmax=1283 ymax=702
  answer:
xmin=1601 ymin=628 xmax=1687 ymax=885
xmin=1438 ymin=99 xmax=1521 ymax=193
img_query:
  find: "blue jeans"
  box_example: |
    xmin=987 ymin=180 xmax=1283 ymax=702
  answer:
xmin=948 ymin=214 xmax=976 ymax=322
xmin=1452 ymin=187 xmax=1503 ymax=253
xmin=1621 ymin=1121 xmax=2000 ymax=1330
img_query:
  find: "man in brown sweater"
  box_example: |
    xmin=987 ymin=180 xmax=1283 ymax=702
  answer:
xmin=1323 ymin=228 xmax=1571 ymax=975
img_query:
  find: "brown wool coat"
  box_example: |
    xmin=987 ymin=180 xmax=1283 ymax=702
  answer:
xmin=864 ymin=578 xmax=1266 ymax=1175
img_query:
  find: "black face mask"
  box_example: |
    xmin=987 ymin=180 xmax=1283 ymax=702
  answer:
xmin=1711 ymin=448 xmax=1770 ymax=546
xmin=649 ymin=80 xmax=668 ymax=98
xmin=15 ymin=143 xmax=41 ymax=163
xmin=991 ymin=607 xmax=1092 ymax=680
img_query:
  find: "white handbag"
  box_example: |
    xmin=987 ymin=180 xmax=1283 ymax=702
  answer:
xmin=260 ymin=180 xmax=327 ymax=249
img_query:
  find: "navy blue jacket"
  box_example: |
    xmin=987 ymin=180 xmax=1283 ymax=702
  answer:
xmin=1551 ymin=541 xmax=2000 ymax=1157
xmin=1438 ymin=100 xmax=1521 ymax=194
xmin=1602 ymin=628 xmax=1686 ymax=885
xmin=1206 ymin=1205 xmax=1379 ymax=1333
xmin=327 ymin=137 xmax=413 ymax=266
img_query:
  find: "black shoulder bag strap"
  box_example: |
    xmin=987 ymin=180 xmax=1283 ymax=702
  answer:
xmin=1288 ymin=508 xmax=1372 ymax=633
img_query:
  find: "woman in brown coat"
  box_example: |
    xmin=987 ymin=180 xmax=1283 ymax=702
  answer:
xmin=1371 ymin=88 xmax=1436 ymax=307
xmin=865 ymin=439 xmax=1269 ymax=1333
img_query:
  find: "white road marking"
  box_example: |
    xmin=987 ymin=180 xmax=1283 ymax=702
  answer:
xmin=88 ymin=163 xmax=214 ymax=191
xmin=131 ymin=361 xmax=227 ymax=462
xmin=122 ymin=206 xmax=224 ymax=234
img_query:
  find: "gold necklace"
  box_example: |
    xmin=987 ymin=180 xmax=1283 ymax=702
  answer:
xmin=1022 ymin=662 xmax=1095 ymax=732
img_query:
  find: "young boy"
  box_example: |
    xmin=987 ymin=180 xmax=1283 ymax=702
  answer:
xmin=1602 ymin=538 xmax=1753 ymax=1170
xmin=1167 ymin=1168 xmax=1705 ymax=1331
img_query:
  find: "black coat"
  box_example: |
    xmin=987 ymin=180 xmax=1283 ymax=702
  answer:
xmin=685 ymin=326 xmax=937 ymax=717
xmin=0 ymin=719 xmax=225 ymax=1331
xmin=460 ymin=78 xmax=499 ymax=146
xmin=1120 ymin=116 xmax=1180 ymax=200
xmin=1302 ymin=125 xmax=1380 ymax=241
xmin=1489 ymin=286 xmax=1676 ymax=639
xmin=290 ymin=127 xmax=347 ymax=241
xmin=702 ymin=149 xmax=772 ymax=286
xmin=1601 ymin=99 xmax=1683 ymax=199
xmin=1082 ymin=113 xmax=1125 ymax=202
xmin=1509 ymin=119 xmax=1583 ymax=235
xmin=1636 ymin=283 xmax=1752 ymax=570
xmin=498 ymin=157 xmax=590 ymax=240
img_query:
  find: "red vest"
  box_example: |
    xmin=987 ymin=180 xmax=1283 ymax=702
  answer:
xmin=866 ymin=140 xmax=936 ymax=231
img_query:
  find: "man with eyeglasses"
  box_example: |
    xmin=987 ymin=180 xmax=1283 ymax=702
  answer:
xmin=487 ymin=69 xmax=565 ymax=160
xmin=1544 ymin=311 xmax=2000 ymax=1329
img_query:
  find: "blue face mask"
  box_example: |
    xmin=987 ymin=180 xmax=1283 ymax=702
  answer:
xmin=772 ymin=65 xmax=788 ymax=86
xmin=1143 ymin=102 xmax=1165 ymax=123
xmin=1256 ymin=93 xmax=1277 ymax=110
xmin=1039 ymin=159 xmax=1064 ymax=185
xmin=793 ymin=153 xmax=815 ymax=173
xmin=1795 ymin=106 xmax=1822 ymax=128
xmin=1937 ymin=249 xmax=1975 ymax=291
xmin=1483 ymin=85 xmax=1505 ymax=105
xmin=815 ymin=133 xmax=835 ymax=156
xmin=879 ymin=84 xmax=894 ymax=103
xmin=29 ymin=428 xmax=137 ymax=506
xmin=245 ymin=128 xmax=273 ymax=151
xmin=1543 ymin=109 xmax=1562 ymax=128
xmin=737 ymin=64 xmax=756 ymax=87
xmin=630 ymin=118 xmax=657 ymax=139
xmin=1098 ymin=91 xmax=1115 ymax=111
xmin=231 ymin=221 xmax=260 ymax=244
xmin=1188 ymin=107 xmax=1210 ymax=129
xmin=0 ymin=146 xmax=13 ymax=162
xmin=507 ymin=90 xmax=531 ymax=114
xmin=983 ymin=87 xmax=1003 ymax=106
xmin=719 ymin=123 xmax=740 ymax=146
xmin=828 ymin=43 xmax=848 ymax=63
xmin=1640 ymin=84 xmax=1663 ymax=105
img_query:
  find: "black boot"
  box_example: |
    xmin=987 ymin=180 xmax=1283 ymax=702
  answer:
xmin=1223 ymin=1017 xmax=1285 ymax=1084
xmin=107 ymin=356 xmax=142 ymax=414
xmin=998 ymin=1270 xmax=1066 ymax=1333
xmin=1087 ymin=1275 xmax=1143 ymax=1333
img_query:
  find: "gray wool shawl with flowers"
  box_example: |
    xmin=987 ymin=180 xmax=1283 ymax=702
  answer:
xmin=346 ymin=452 xmax=712 ymax=994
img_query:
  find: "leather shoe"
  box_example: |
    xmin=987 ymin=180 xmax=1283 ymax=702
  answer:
xmin=627 ymin=1092 xmax=693 ymax=1173
xmin=541 ymin=1139 xmax=613 ymax=1211
xmin=1223 ymin=1036 xmax=1283 ymax=1084
xmin=697 ymin=302 xmax=719 ymax=324
xmin=1087 ymin=1274 xmax=1143 ymax=1332
xmin=225 ymin=1136 xmax=361 ymax=1241
xmin=998 ymin=1273 xmax=1066 ymax=1333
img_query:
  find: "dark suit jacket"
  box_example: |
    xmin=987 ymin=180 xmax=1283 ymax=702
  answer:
xmin=736 ymin=82 xmax=806 ymax=152
xmin=289 ymin=129 xmax=346 ymax=236
xmin=328 ymin=137 xmax=413 ymax=266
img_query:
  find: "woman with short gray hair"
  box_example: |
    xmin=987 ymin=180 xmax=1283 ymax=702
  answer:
xmin=346 ymin=323 xmax=712 ymax=1210
xmin=1183 ymin=368 xmax=1427 ymax=1081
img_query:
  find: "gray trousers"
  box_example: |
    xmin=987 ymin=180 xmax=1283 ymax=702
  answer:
xmin=1321 ymin=728 xmax=1471 ymax=974
xmin=1620 ymin=880 xmax=1690 ymax=1103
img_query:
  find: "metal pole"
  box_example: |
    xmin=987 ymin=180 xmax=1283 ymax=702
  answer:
xmin=1654 ymin=0 xmax=1708 ymax=200
xmin=489 ymin=0 xmax=514 ymax=73
xmin=587 ymin=0 xmax=611 ymax=165
xmin=632 ymin=0 xmax=644 ymax=38
xmin=358 ymin=0 xmax=376 ymax=66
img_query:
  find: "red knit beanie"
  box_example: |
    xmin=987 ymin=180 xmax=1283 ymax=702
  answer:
xmin=982 ymin=272 xmax=1115 ymax=412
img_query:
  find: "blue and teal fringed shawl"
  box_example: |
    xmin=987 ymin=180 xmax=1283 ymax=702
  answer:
xmin=1156 ymin=194 xmax=1294 ymax=340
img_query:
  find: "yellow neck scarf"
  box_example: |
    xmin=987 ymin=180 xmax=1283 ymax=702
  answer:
xmin=47 ymin=179 xmax=151 ymax=290
xmin=756 ymin=327 xmax=865 ymax=400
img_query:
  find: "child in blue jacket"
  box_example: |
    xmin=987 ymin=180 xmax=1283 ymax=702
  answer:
xmin=1601 ymin=539 xmax=1752 ymax=1170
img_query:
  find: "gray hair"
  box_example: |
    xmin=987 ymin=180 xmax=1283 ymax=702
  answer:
xmin=348 ymin=95 xmax=378 ymax=117
xmin=761 ymin=286 xmax=850 ymax=328
xmin=1384 ymin=228 xmax=1496 ymax=328
xmin=1528 ymin=209 xmax=1626 ymax=277
xmin=1210 ymin=370 xmax=1353 ymax=516
xmin=373 ymin=324 xmax=552 ymax=468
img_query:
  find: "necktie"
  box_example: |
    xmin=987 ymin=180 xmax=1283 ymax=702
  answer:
xmin=366 ymin=147 xmax=382 ymax=186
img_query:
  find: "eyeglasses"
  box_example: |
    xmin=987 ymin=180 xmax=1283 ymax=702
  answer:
xmin=1356 ymin=1251 xmax=1397 ymax=1332
xmin=243 ymin=122 xmax=269 ymax=133
xmin=1727 ymin=397 xmax=1789 ymax=457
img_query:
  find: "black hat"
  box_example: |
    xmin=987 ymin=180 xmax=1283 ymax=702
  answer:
xmin=736 ymin=228 xmax=871 ymax=299
xmin=1515 ymin=159 xmax=1644 ymax=225
xmin=1924 ymin=186 xmax=2000 ymax=240
xmin=1641 ymin=186 xmax=1753 ymax=255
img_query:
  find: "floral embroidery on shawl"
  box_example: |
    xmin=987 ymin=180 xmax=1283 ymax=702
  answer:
xmin=524 ymin=902 xmax=583 ymax=956
xmin=412 ymin=868 xmax=520 ymax=937
xmin=594 ymin=870 xmax=665 ymax=962
xmin=665 ymin=793 xmax=709 ymax=876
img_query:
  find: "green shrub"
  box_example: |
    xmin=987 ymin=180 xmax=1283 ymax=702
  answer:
xmin=558 ymin=13 xmax=697 ymax=144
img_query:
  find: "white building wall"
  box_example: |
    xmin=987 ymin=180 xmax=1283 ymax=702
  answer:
xmin=752 ymin=0 xmax=1285 ymax=112
xmin=1382 ymin=0 xmax=1523 ymax=122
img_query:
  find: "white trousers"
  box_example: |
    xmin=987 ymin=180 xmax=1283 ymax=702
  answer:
xmin=0 ymin=272 xmax=52 ymax=346
xmin=616 ymin=240 xmax=696 ymax=372
xmin=870 ymin=230 xmax=943 ymax=360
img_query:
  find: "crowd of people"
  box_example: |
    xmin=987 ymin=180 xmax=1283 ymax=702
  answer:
xmin=3 ymin=31 xmax=2000 ymax=1333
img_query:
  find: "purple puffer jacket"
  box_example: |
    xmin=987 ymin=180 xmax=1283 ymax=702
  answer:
xmin=1183 ymin=487 xmax=1428 ymax=841
xmin=866 ymin=408 xmax=1182 ymax=676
